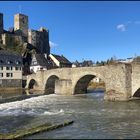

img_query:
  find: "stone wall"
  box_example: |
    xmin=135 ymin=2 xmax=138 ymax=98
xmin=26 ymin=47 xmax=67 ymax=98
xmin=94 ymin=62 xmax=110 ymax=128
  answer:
xmin=1 ymin=33 xmax=24 ymax=46
xmin=26 ymin=64 xmax=133 ymax=101
xmin=104 ymin=64 xmax=132 ymax=101
xmin=14 ymin=14 xmax=28 ymax=39
xmin=28 ymin=28 xmax=50 ymax=55
xmin=0 ymin=79 xmax=22 ymax=88
xmin=55 ymin=79 xmax=72 ymax=95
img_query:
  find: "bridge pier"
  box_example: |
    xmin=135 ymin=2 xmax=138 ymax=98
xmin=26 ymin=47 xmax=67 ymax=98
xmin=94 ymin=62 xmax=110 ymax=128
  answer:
xmin=55 ymin=79 xmax=72 ymax=95
xmin=104 ymin=90 xmax=130 ymax=101
xmin=104 ymin=64 xmax=132 ymax=101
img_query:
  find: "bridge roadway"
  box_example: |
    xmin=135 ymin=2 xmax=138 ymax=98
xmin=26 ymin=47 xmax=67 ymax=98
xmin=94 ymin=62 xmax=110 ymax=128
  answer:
xmin=25 ymin=63 xmax=140 ymax=101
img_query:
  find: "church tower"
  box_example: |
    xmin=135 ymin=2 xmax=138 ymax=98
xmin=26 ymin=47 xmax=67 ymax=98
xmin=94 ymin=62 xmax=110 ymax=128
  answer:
xmin=14 ymin=13 xmax=28 ymax=39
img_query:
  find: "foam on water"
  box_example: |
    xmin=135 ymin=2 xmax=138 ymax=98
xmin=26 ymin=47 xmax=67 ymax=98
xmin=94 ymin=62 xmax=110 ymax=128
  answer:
xmin=43 ymin=109 xmax=64 ymax=115
xmin=0 ymin=94 xmax=61 ymax=116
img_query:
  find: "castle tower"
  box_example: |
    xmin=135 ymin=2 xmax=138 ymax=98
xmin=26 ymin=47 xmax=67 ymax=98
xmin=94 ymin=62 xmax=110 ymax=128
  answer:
xmin=28 ymin=27 xmax=50 ymax=55
xmin=14 ymin=13 xmax=28 ymax=39
xmin=39 ymin=27 xmax=50 ymax=55
xmin=0 ymin=13 xmax=3 ymax=34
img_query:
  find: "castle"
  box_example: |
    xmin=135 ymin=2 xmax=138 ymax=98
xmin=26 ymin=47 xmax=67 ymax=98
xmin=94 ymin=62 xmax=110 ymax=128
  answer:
xmin=0 ymin=13 xmax=50 ymax=55
xmin=0 ymin=13 xmax=72 ymax=74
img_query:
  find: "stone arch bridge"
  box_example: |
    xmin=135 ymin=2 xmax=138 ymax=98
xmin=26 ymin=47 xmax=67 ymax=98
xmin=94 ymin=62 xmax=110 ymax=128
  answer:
xmin=25 ymin=63 xmax=140 ymax=101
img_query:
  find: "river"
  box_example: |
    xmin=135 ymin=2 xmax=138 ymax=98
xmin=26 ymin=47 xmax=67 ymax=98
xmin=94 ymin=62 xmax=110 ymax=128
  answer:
xmin=0 ymin=90 xmax=140 ymax=139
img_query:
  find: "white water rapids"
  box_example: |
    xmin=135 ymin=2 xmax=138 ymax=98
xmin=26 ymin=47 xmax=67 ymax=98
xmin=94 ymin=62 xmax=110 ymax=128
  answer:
xmin=0 ymin=94 xmax=64 ymax=116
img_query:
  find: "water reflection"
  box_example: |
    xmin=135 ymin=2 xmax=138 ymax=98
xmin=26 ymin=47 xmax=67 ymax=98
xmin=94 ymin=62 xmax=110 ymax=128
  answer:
xmin=0 ymin=89 xmax=45 ymax=104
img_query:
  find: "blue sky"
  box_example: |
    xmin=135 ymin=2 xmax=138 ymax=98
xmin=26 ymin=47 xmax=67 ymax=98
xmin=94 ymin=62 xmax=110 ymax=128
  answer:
xmin=0 ymin=1 xmax=140 ymax=62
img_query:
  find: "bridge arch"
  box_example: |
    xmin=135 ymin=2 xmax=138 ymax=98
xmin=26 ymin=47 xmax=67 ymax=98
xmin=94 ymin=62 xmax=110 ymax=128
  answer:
xmin=133 ymin=88 xmax=140 ymax=97
xmin=45 ymin=75 xmax=59 ymax=94
xmin=73 ymin=74 xmax=105 ymax=95
xmin=28 ymin=79 xmax=38 ymax=90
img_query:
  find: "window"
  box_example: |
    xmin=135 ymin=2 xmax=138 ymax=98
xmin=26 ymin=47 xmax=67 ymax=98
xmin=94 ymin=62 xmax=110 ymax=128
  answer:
xmin=15 ymin=67 xmax=21 ymax=70
xmin=6 ymin=73 xmax=12 ymax=77
xmin=15 ymin=61 xmax=21 ymax=65
xmin=7 ymin=60 xmax=12 ymax=64
xmin=6 ymin=67 xmax=10 ymax=70
xmin=6 ymin=67 xmax=12 ymax=70
xmin=22 ymin=17 xmax=25 ymax=24
xmin=0 ymin=67 xmax=3 ymax=70
xmin=0 ymin=60 xmax=3 ymax=63
xmin=0 ymin=73 xmax=3 ymax=77
xmin=6 ymin=73 xmax=10 ymax=77
xmin=33 ymin=61 xmax=37 ymax=65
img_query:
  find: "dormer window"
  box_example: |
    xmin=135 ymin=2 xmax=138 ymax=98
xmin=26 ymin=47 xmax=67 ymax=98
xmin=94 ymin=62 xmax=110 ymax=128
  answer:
xmin=15 ymin=60 xmax=21 ymax=65
xmin=0 ymin=60 xmax=3 ymax=63
xmin=7 ymin=60 xmax=12 ymax=64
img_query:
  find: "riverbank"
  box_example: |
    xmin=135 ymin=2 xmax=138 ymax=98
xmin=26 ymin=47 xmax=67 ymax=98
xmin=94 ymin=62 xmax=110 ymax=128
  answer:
xmin=88 ymin=82 xmax=105 ymax=90
xmin=0 ymin=120 xmax=74 ymax=139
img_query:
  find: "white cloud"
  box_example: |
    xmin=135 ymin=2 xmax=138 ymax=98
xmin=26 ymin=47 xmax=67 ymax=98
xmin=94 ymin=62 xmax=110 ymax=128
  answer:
xmin=49 ymin=41 xmax=58 ymax=48
xmin=116 ymin=24 xmax=126 ymax=32
xmin=116 ymin=20 xmax=140 ymax=32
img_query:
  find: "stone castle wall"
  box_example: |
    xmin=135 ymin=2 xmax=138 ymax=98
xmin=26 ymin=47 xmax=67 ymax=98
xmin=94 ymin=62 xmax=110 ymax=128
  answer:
xmin=0 ymin=13 xmax=3 ymax=35
xmin=28 ymin=28 xmax=50 ymax=55
xmin=14 ymin=14 xmax=28 ymax=39
xmin=1 ymin=33 xmax=24 ymax=46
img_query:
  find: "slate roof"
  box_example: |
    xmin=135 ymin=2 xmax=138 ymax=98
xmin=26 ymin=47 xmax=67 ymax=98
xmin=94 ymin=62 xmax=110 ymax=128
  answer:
xmin=31 ymin=54 xmax=53 ymax=68
xmin=0 ymin=50 xmax=22 ymax=66
xmin=51 ymin=54 xmax=71 ymax=64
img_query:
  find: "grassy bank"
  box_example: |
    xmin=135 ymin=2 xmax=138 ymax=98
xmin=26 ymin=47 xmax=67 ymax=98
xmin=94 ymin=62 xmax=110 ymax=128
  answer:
xmin=88 ymin=82 xmax=105 ymax=90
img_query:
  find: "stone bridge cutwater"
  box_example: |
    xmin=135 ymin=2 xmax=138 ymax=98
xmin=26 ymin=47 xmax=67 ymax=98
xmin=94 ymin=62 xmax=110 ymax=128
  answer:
xmin=25 ymin=63 xmax=140 ymax=101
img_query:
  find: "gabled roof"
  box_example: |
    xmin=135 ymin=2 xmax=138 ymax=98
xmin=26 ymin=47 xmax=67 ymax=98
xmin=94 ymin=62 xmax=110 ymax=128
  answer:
xmin=51 ymin=54 xmax=71 ymax=64
xmin=31 ymin=54 xmax=53 ymax=68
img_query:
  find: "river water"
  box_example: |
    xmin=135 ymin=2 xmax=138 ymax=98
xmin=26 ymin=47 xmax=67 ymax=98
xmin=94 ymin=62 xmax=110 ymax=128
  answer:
xmin=0 ymin=90 xmax=140 ymax=139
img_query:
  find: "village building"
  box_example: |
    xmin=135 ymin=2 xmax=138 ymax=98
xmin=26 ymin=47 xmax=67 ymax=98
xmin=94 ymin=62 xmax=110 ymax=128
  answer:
xmin=0 ymin=50 xmax=22 ymax=88
xmin=30 ymin=53 xmax=72 ymax=73
xmin=30 ymin=54 xmax=53 ymax=73
xmin=117 ymin=57 xmax=134 ymax=63
xmin=49 ymin=54 xmax=72 ymax=68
